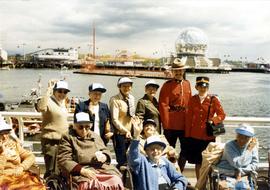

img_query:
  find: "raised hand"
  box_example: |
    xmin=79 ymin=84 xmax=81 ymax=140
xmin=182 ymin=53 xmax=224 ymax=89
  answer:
xmin=247 ymin=137 xmax=257 ymax=151
xmin=131 ymin=116 xmax=143 ymax=139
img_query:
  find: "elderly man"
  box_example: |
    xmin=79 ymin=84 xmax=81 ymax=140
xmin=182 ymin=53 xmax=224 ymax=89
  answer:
xmin=216 ymin=124 xmax=258 ymax=190
xmin=109 ymin=77 xmax=135 ymax=168
xmin=57 ymin=112 xmax=124 ymax=190
xmin=128 ymin=117 xmax=188 ymax=190
xmin=74 ymin=83 xmax=113 ymax=145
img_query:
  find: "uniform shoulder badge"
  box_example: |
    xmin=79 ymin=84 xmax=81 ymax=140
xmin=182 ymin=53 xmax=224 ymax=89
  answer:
xmin=165 ymin=79 xmax=173 ymax=83
xmin=209 ymin=94 xmax=220 ymax=101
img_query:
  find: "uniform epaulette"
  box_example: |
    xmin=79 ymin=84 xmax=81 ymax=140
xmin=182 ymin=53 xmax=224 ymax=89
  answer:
xmin=209 ymin=94 xmax=220 ymax=101
xmin=165 ymin=79 xmax=174 ymax=83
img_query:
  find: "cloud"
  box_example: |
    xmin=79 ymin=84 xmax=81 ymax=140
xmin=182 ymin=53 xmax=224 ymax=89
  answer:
xmin=0 ymin=0 xmax=270 ymax=61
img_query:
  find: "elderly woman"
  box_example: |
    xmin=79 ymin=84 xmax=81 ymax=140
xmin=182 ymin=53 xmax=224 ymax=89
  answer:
xmin=137 ymin=119 xmax=180 ymax=171
xmin=216 ymin=124 xmax=258 ymax=190
xmin=109 ymin=77 xmax=135 ymax=168
xmin=74 ymin=83 xmax=113 ymax=145
xmin=37 ymin=80 xmax=70 ymax=177
xmin=136 ymin=80 xmax=161 ymax=133
xmin=0 ymin=118 xmax=46 ymax=190
xmin=58 ymin=112 xmax=124 ymax=190
xmin=128 ymin=117 xmax=188 ymax=190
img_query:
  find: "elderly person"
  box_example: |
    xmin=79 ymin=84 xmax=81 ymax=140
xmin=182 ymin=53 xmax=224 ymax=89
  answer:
xmin=216 ymin=124 xmax=258 ymax=190
xmin=37 ymin=80 xmax=70 ymax=177
xmin=128 ymin=117 xmax=188 ymax=190
xmin=136 ymin=80 xmax=161 ymax=133
xmin=185 ymin=76 xmax=226 ymax=179
xmin=74 ymin=83 xmax=113 ymax=145
xmin=109 ymin=77 xmax=135 ymax=168
xmin=137 ymin=119 xmax=180 ymax=171
xmin=159 ymin=58 xmax=192 ymax=172
xmin=0 ymin=118 xmax=46 ymax=190
xmin=58 ymin=112 xmax=124 ymax=190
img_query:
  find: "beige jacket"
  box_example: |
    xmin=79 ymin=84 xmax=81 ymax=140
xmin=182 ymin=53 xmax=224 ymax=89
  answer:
xmin=0 ymin=137 xmax=35 ymax=172
xmin=109 ymin=93 xmax=134 ymax=135
xmin=195 ymin=142 xmax=225 ymax=190
xmin=37 ymin=93 xmax=68 ymax=140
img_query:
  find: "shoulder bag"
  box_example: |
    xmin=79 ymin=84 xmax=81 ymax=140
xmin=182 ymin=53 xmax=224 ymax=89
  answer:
xmin=206 ymin=96 xmax=225 ymax=136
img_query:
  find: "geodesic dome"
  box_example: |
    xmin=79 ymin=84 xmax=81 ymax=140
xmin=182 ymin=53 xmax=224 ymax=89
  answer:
xmin=175 ymin=27 xmax=208 ymax=55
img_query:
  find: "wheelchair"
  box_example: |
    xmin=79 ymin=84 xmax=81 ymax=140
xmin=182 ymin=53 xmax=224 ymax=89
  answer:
xmin=206 ymin=166 xmax=258 ymax=190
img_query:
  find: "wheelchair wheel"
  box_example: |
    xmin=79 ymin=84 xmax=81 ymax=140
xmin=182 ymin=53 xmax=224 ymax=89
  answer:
xmin=45 ymin=174 xmax=69 ymax=190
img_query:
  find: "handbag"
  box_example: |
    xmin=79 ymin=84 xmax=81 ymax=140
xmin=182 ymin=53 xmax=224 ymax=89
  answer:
xmin=206 ymin=96 xmax=225 ymax=136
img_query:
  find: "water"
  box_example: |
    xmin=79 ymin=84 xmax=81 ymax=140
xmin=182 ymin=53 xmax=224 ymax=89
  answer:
xmin=0 ymin=69 xmax=270 ymax=160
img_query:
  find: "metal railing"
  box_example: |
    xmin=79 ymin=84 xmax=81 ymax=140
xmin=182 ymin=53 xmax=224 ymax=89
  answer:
xmin=0 ymin=111 xmax=269 ymax=168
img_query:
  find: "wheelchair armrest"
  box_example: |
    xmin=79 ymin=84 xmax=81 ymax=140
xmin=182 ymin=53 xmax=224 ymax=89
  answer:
xmin=28 ymin=164 xmax=40 ymax=176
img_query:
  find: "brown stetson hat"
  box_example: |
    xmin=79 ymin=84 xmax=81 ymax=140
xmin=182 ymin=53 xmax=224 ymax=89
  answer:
xmin=171 ymin=58 xmax=189 ymax=70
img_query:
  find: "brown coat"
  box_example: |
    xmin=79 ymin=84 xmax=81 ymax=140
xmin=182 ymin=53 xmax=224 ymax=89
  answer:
xmin=57 ymin=128 xmax=121 ymax=184
xmin=136 ymin=94 xmax=160 ymax=132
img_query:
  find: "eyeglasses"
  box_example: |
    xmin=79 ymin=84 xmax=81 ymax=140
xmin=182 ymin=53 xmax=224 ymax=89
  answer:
xmin=78 ymin=125 xmax=91 ymax=130
xmin=57 ymin=90 xmax=68 ymax=94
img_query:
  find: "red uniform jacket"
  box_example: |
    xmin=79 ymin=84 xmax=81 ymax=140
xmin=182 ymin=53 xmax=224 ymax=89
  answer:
xmin=185 ymin=95 xmax=226 ymax=141
xmin=159 ymin=79 xmax=192 ymax=131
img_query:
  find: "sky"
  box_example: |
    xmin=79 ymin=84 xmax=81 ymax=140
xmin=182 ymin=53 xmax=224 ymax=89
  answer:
xmin=0 ymin=0 xmax=270 ymax=62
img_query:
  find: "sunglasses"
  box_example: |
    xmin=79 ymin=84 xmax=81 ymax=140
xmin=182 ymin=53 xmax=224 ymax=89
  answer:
xmin=57 ymin=90 xmax=68 ymax=94
xmin=78 ymin=125 xmax=91 ymax=130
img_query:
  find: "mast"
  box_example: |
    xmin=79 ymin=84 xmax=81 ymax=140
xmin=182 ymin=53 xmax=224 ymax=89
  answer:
xmin=92 ymin=22 xmax=96 ymax=60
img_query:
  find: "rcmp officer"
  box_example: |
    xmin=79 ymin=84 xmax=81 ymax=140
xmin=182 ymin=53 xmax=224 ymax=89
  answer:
xmin=185 ymin=76 xmax=226 ymax=179
xmin=159 ymin=58 xmax=192 ymax=172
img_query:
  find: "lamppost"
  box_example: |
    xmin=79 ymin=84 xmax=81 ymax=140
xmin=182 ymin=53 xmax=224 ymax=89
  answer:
xmin=17 ymin=43 xmax=26 ymax=61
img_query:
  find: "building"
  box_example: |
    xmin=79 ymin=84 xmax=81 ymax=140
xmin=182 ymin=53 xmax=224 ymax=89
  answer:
xmin=30 ymin=48 xmax=79 ymax=63
xmin=175 ymin=28 xmax=215 ymax=68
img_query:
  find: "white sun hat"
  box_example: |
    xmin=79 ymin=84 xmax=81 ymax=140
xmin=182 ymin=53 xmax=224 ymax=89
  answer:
xmin=144 ymin=135 xmax=166 ymax=150
xmin=235 ymin=123 xmax=255 ymax=137
xmin=145 ymin=80 xmax=159 ymax=89
xmin=88 ymin=83 xmax=106 ymax=93
xmin=53 ymin=80 xmax=70 ymax=92
xmin=117 ymin=77 xmax=133 ymax=87
xmin=74 ymin=112 xmax=92 ymax=124
xmin=0 ymin=118 xmax=12 ymax=132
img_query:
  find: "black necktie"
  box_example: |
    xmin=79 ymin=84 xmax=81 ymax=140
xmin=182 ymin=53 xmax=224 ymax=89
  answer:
xmin=125 ymin=97 xmax=135 ymax=117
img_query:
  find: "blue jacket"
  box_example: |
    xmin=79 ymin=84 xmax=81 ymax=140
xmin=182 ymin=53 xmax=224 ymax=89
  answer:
xmin=128 ymin=140 xmax=188 ymax=190
xmin=216 ymin=140 xmax=259 ymax=176
xmin=74 ymin=100 xmax=112 ymax=144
